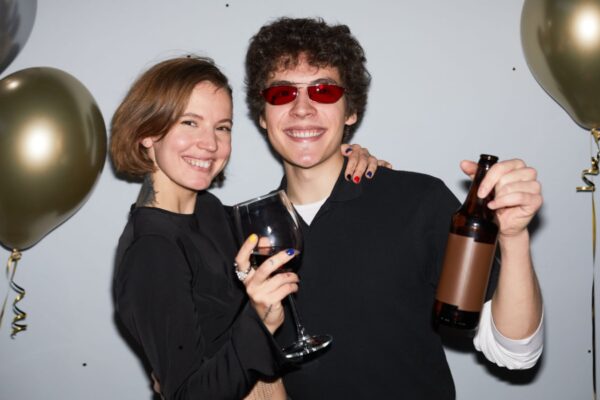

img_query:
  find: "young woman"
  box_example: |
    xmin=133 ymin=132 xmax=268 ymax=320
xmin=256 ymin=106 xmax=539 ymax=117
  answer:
xmin=110 ymin=56 xmax=384 ymax=400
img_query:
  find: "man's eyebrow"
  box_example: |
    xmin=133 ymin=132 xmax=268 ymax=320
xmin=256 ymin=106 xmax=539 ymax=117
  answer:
xmin=267 ymin=78 xmax=340 ymax=86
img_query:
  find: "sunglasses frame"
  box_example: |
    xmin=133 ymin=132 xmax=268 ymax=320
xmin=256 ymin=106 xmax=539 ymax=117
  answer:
xmin=261 ymin=83 xmax=346 ymax=106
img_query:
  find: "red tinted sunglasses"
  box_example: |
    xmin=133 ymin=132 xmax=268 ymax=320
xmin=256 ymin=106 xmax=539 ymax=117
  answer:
xmin=262 ymin=83 xmax=346 ymax=105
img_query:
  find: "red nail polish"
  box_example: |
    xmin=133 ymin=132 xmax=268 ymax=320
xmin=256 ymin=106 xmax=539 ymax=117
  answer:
xmin=353 ymin=176 xmax=360 ymax=183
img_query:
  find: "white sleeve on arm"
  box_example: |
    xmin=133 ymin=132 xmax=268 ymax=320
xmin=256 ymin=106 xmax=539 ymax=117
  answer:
xmin=473 ymin=300 xmax=544 ymax=369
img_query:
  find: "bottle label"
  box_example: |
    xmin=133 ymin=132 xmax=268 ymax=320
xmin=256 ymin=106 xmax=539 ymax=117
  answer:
xmin=436 ymin=233 xmax=496 ymax=312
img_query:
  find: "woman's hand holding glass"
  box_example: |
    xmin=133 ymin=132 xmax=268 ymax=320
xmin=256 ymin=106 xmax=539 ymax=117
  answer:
xmin=235 ymin=234 xmax=300 ymax=334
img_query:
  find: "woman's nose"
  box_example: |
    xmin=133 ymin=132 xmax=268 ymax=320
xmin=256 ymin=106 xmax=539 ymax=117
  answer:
xmin=196 ymin=130 xmax=217 ymax=152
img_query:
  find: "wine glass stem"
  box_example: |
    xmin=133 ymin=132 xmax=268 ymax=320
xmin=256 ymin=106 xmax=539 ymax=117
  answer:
xmin=287 ymin=294 xmax=308 ymax=340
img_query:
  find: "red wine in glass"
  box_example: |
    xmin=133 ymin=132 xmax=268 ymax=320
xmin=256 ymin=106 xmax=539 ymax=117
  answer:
xmin=253 ymin=246 xmax=300 ymax=273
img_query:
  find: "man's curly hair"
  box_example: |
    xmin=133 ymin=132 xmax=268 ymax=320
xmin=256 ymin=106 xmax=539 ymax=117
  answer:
xmin=245 ymin=17 xmax=371 ymax=141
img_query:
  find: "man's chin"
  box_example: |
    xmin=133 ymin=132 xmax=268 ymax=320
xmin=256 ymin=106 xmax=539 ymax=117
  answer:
xmin=283 ymin=152 xmax=344 ymax=172
xmin=285 ymin=157 xmax=319 ymax=170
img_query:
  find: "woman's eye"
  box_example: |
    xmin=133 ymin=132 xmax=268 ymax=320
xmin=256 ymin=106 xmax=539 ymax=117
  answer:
xmin=181 ymin=120 xmax=197 ymax=127
xmin=217 ymin=125 xmax=232 ymax=133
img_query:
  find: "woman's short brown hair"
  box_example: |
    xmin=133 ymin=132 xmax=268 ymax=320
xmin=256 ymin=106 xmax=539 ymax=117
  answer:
xmin=110 ymin=56 xmax=232 ymax=179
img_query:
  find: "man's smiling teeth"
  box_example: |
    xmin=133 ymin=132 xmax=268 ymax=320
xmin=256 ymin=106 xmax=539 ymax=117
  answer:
xmin=286 ymin=129 xmax=323 ymax=138
xmin=185 ymin=158 xmax=211 ymax=168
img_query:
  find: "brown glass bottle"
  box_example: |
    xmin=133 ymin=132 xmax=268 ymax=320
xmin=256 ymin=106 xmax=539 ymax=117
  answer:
xmin=434 ymin=154 xmax=499 ymax=330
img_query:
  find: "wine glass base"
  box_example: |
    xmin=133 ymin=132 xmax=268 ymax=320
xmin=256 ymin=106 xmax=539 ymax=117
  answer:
xmin=283 ymin=334 xmax=333 ymax=361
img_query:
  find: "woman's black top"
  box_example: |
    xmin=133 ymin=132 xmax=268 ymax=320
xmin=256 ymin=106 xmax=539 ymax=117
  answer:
xmin=113 ymin=191 xmax=285 ymax=400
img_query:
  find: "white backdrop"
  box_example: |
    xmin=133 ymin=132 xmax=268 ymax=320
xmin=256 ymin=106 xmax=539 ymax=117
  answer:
xmin=0 ymin=1 xmax=593 ymax=399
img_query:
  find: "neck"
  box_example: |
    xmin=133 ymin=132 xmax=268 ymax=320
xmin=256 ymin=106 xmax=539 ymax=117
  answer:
xmin=138 ymin=172 xmax=198 ymax=214
xmin=136 ymin=175 xmax=158 ymax=208
xmin=283 ymin=153 xmax=343 ymax=205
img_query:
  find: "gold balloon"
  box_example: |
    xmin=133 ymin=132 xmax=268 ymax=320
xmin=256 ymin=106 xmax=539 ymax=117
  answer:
xmin=0 ymin=67 xmax=106 ymax=250
xmin=521 ymin=0 xmax=600 ymax=130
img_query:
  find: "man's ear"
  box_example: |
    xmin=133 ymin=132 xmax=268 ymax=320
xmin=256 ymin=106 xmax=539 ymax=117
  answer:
xmin=259 ymin=115 xmax=267 ymax=130
xmin=345 ymin=112 xmax=358 ymax=126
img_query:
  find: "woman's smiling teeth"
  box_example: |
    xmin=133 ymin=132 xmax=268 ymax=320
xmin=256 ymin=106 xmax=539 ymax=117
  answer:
xmin=184 ymin=157 xmax=212 ymax=168
xmin=285 ymin=129 xmax=323 ymax=139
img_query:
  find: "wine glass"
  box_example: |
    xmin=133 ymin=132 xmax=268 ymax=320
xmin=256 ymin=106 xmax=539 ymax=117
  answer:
xmin=232 ymin=190 xmax=333 ymax=361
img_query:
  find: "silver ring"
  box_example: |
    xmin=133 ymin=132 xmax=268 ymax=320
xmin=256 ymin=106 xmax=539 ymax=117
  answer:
xmin=234 ymin=261 xmax=252 ymax=281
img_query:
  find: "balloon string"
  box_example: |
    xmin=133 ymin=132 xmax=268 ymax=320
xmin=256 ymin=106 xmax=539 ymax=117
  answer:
xmin=593 ymin=197 xmax=597 ymax=400
xmin=577 ymin=129 xmax=600 ymax=193
xmin=0 ymin=249 xmax=26 ymax=338
xmin=576 ymin=129 xmax=600 ymax=399
xmin=0 ymin=249 xmax=19 ymax=329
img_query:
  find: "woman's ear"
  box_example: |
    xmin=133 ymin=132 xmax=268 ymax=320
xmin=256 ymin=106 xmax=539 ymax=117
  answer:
xmin=141 ymin=137 xmax=154 ymax=149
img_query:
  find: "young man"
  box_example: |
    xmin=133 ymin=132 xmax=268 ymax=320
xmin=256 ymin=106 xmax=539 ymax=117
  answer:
xmin=245 ymin=18 xmax=543 ymax=399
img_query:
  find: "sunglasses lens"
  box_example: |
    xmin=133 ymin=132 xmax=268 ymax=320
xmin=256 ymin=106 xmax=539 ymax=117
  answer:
xmin=262 ymin=86 xmax=298 ymax=105
xmin=308 ymin=84 xmax=345 ymax=103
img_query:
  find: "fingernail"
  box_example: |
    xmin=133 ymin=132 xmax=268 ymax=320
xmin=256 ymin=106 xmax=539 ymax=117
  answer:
xmin=346 ymin=174 xmax=352 ymax=181
xmin=286 ymin=248 xmax=296 ymax=256
xmin=249 ymin=234 xmax=258 ymax=242
xmin=353 ymin=176 xmax=360 ymax=183
xmin=366 ymin=171 xmax=372 ymax=178
xmin=345 ymin=147 xmax=353 ymax=153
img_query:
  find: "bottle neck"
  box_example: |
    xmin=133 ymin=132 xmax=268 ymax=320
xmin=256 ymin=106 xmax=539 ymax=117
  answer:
xmin=461 ymin=161 xmax=495 ymax=218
